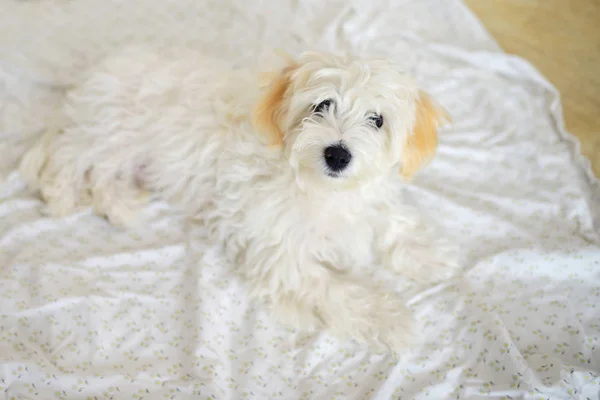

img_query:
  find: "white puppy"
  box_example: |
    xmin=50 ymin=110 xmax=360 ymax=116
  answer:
xmin=19 ymin=46 xmax=458 ymax=352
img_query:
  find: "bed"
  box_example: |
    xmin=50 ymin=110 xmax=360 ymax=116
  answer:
xmin=1 ymin=0 xmax=599 ymax=398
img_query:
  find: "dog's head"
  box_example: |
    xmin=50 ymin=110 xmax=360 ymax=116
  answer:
xmin=253 ymin=52 xmax=448 ymax=189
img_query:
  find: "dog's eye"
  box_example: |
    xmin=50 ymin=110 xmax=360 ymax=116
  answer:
xmin=369 ymin=114 xmax=384 ymax=129
xmin=313 ymin=99 xmax=333 ymax=114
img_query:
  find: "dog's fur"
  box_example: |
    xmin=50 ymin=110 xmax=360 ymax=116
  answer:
xmin=19 ymin=46 xmax=458 ymax=352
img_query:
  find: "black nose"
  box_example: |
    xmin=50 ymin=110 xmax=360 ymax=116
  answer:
xmin=324 ymin=145 xmax=352 ymax=172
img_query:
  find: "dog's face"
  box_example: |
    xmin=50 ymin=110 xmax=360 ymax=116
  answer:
xmin=253 ymin=52 xmax=447 ymax=190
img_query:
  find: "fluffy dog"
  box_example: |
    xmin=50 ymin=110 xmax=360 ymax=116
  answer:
xmin=19 ymin=46 xmax=458 ymax=352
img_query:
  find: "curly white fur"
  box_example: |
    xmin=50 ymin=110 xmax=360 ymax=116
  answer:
xmin=19 ymin=46 xmax=459 ymax=353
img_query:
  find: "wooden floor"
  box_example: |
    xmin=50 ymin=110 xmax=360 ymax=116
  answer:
xmin=464 ymin=0 xmax=600 ymax=178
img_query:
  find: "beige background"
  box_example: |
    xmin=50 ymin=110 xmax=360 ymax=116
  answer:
xmin=465 ymin=0 xmax=600 ymax=177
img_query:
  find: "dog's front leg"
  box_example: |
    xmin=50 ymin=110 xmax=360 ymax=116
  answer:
xmin=376 ymin=207 xmax=460 ymax=286
xmin=241 ymin=247 xmax=414 ymax=352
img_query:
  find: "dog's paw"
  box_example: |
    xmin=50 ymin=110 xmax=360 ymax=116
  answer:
xmin=387 ymin=240 xmax=461 ymax=286
xmin=321 ymin=281 xmax=416 ymax=354
xmin=98 ymin=202 xmax=141 ymax=228
xmin=417 ymin=241 xmax=461 ymax=284
xmin=270 ymin=300 xmax=323 ymax=333
xmin=92 ymin=184 xmax=149 ymax=228
xmin=370 ymin=295 xmax=416 ymax=353
xmin=39 ymin=184 xmax=81 ymax=218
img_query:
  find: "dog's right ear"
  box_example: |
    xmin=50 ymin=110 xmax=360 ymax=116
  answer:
xmin=253 ymin=63 xmax=298 ymax=146
xmin=400 ymin=91 xmax=449 ymax=179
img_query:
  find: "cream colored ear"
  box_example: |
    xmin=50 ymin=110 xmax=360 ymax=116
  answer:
xmin=400 ymin=91 xmax=449 ymax=179
xmin=253 ymin=63 xmax=298 ymax=145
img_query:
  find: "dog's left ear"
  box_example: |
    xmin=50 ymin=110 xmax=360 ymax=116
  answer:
xmin=253 ymin=63 xmax=298 ymax=146
xmin=400 ymin=91 xmax=449 ymax=179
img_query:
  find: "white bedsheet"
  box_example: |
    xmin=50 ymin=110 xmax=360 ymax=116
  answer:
xmin=1 ymin=0 xmax=599 ymax=398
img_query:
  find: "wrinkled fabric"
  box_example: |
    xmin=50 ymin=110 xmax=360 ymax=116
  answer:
xmin=1 ymin=0 xmax=599 ymax=398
